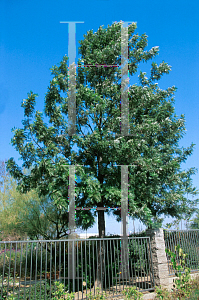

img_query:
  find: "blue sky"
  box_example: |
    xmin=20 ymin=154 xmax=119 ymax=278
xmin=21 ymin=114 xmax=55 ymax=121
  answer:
xmin=0 ymin=0 xmax=199 ymax=235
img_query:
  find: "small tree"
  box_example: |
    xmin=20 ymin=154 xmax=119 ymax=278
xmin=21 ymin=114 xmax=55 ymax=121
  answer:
xmin=0 ymin=160 xmax=94 ymax=241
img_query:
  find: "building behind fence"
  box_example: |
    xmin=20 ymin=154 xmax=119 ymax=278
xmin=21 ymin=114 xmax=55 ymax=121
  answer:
xmin=0 ymin=229 xmax=198 ymax=299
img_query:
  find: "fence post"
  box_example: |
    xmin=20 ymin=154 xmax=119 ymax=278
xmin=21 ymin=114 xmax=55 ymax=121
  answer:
xmin=146 ymin=228 xmax=170 ymax=289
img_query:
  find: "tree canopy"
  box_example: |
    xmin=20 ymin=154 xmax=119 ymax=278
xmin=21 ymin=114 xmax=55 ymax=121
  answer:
xmin=187 ymin=209 xmax=199 ymax=229
xmin=6 ymin=21 xmax=199 ymax=238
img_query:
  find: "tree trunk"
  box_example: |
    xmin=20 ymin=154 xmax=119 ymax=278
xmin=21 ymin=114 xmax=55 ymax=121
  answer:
xmin=98 ymin=209 xmax=105 ymax=238
xmin=95 ymin=209 xmax=105 ymax=291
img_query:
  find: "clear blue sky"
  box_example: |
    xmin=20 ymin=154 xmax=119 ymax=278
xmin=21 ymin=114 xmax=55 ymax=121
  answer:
xmin=0 ymin=0 xmax=199 ymax=235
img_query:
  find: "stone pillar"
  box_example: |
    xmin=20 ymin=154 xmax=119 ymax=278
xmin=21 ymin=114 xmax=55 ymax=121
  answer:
xmin=146 ymin=228 xmax=170 ymax=289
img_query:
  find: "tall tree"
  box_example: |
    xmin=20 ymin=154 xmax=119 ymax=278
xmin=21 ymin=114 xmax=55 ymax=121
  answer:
xmin=6 ymin=21 xmax=199 ymax=287
xmin=6 ymin=20 xmax=199 ymax=235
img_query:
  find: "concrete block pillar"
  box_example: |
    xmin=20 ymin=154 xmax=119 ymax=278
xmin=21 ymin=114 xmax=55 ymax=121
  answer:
xmin=146 ymin=228 xmax=170 ymax=289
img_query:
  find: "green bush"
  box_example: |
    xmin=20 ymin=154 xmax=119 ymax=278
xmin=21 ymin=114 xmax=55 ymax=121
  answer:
xmin=1 ymin=281 xmax=53 ymax=299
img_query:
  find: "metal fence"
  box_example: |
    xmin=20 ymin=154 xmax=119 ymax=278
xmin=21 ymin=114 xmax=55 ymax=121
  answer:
xmin=163 ymin=229 xmax=199 ymax=276
xmin=0 ymin=236 xmax=155 ymax=299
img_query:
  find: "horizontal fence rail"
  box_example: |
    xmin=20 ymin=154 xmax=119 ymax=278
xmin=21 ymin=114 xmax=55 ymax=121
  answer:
xmin=0 ymin=236 xmax=155 ymax=299
xmin=163 ymin=229 xmax=199 ymax=276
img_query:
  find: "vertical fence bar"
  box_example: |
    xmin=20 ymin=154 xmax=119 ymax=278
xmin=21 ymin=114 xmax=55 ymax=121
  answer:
xmin=135 ymin=238 xmax=139 ymax=286
xmin=100 ymin=240 xmax=103 ymax=291
xmin=148 ymin=237 xmax=155 ymax=289
xmin=81 ymin=241 xmax=83 ymax=298
xmin=55 ymin=241 xmax=57 ymax=286
xmin=18 ymin=242 xmax=22 ymax=299
xmin=182 ymin=231 xmax=186 ymax=271
xmin=64 ymin=241 xmax=66 ymax=297
xmin=117 ymin=239 xmax=121 ymax=292
xmin=89 ymin=240 xmax=91 ymax=295
xmin=77 ymin=240 xmax=80 ymax=300
xmin=40 ymin=242 xmax=43 ymax=298
xmin=68 ymin=241 xmax=69 ymax=293
xmin=50 ymin=242 xmax=52 ymax=298
xmin=146 ymin=237 xmax=151 ymax=287
xmin=106 ymin=239 xmax=110 ymax=296
xmin=59 ymin=241 xmax=61 ymax=285
xmin=2 ymin=243 xmax=6 ymax=297
xmin=129 ymin=239 xmax=133 ymax=286
xmin=95 ymin=239 xmax=98 ymax=295
xmin=7 ymin=243 xmax=12 ymax=295
xmin=138 ymin=239 xmax=142 ymax=288
xmin=12 ymin=242 xmax=17 ymax=297
xmin=110 ymin=238 xmax=114 ymax=296
xmin=0 ymin=244 xmax=3 ymax=299
xmin=143 ymin=239 xmax=147 ymax=289
xmin=85 ymin=239 xmax=87 ymax=296
xmin=34 ymin=242 xmax=38 ymax=299
xmin=188 ymin=231 xmax=191 ymax=269
xmin=103 ymin=239 xmax=106 ymax=293
xmin=73 ymin=240 xmax=75 ymax=292
xmin=190 ymin=231 xmax=194 ymax=269
xmin=29 ymin=243 xmax=33 ymax=299
xmin=128 ymin=238 xmax=131 ymax=285
xmin=145 ymin=238 xmax=148 ymax=279
xmin=43 ymin=242 xmax=46 ymax=300
xmin=114 ymin=239 xmax=118 ymax=292
xmin=91 ymin=240 xmax=93 ymax=294
xmin=139 ymin=239 xmax=142 ymax=287
xmin=192 ymin=231 xmax=197 ymax=269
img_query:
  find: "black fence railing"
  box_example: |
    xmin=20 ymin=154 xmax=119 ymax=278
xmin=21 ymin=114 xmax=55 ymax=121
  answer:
xmin=163 ymin=229 xmax=199 ymax=276
xmin=0 ymin=236 xmax=155 ymax=299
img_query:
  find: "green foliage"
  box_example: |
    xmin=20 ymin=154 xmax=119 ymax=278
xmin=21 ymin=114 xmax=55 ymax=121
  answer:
xmin=188 ymin=208 xmax=199 ymax=229
xmin=165 ymin=245 xmax=191 ymax=296
xmin=51 ymin=281 xmax=75 ymax=300
xmin=155 ymin=245 xmax=194 ymax=299
xmin=87 ymin=287 xmax=108 ymax=300
xmin=0 ymin=159 xmax=94 ymax=241
xmin=155 ymin=286 xmax=173 ymax=299
xmin=1 ymin=271 xmax=74 ymax=300
xmin=6 ymin=21 xmax=199 ymax=238
xmin=1 ymin=279 xmax=53 ymax=299
xmin=122 ymin=286 xmax=143 ymax=299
